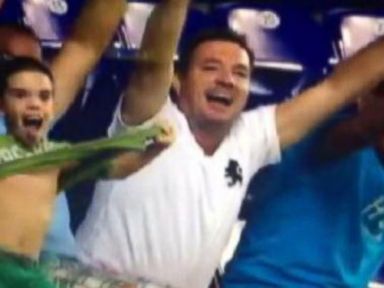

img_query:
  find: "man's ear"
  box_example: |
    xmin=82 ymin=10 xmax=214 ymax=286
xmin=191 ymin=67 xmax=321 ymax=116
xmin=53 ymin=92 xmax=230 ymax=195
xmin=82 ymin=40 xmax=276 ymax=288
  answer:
xmin=170 ymin=73 xmax=181 ymax=104
xmin=171 ymin=73 xmax=181 ymax=95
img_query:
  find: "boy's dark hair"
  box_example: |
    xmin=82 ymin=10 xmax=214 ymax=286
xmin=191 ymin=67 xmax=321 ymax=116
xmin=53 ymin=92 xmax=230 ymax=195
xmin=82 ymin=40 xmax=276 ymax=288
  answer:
xmin=0 ymin=56 xmax=53 ymax=99
xmin=178 ymin=28 xmax=255 ymax=76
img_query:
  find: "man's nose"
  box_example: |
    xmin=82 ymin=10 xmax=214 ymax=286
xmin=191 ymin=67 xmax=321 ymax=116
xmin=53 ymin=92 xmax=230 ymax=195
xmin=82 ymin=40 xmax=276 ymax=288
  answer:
xmin=217 ymin=69 xmax=235 ymax=87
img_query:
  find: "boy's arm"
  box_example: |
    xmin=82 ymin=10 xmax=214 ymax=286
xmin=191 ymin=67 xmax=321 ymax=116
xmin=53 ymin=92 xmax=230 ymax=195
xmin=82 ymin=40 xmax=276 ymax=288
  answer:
xmin=120 ymin=0 xmax=190 ymax=126
xmin=52 ymin=0 xmax=126 ymax=119
xmin=107 ymin=121 xmax=174 ymax=178
xmin=276 ymin=37 xmax=384 ymax=150
xmin=59 ymin=122 xmax=174 ymax=189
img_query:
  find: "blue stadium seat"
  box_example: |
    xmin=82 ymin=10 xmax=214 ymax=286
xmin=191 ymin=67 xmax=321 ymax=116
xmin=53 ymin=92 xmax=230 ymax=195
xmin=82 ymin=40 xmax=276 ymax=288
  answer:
xmin=211 ymin=3 xmax=332 ymax=108
xmin=325 ymin=9 xmax=384 ymax=61
xmin=20 ymin=0 xmax=85 ymax=49
xmin=20 ymin=0 xmax=126 ymax=57
xmin=0 ymin=0 xmax=23 ymax=23
xmin=324 ymin=9 xmax=384 ymax=116
xmin=117 ymin=1 xmax=210 ymax=59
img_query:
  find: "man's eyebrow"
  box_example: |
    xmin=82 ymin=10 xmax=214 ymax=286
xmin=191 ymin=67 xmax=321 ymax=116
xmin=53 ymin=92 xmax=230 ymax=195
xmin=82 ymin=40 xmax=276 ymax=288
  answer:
xmin=234 ymin=63 xmax=251 ymax=73
xmin=201 ymin=58 xmax=222 ymax=64
xmin=39 ymin=89 xmax=53 ymax=93
xmin=7 ymin=87 xmax=52 ymax=92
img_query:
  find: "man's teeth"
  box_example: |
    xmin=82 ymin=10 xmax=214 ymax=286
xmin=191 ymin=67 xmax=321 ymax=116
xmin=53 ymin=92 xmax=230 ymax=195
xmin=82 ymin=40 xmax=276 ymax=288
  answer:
xmin=207 ymin=93 xmax=232 ymax=105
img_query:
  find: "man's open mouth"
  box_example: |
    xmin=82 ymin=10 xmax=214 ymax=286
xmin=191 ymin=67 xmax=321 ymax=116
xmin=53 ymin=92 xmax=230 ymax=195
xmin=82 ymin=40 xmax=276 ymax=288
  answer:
xmin=206 ymin=92 xmax=233 ymax=106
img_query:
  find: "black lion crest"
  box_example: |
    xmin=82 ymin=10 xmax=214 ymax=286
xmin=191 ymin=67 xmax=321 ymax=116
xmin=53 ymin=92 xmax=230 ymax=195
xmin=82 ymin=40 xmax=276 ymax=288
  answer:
xmin=225 ymin=159 xmax=243 ymax=187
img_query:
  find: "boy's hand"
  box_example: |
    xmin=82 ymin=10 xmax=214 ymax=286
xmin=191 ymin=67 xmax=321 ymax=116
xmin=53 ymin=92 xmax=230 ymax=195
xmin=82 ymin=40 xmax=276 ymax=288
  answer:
xmin=151 ymin=119 xmax=176 ymax=149
xmin=143 ymin=120 xmax=175 ymax=158
xmin=107 ymin=120 xmax=176 ymax=179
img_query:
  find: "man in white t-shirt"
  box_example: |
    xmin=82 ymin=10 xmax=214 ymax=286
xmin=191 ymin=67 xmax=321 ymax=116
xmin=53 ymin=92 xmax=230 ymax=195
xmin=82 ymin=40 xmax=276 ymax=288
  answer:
xmin=76 ymin=2 xmax=384 ymax=286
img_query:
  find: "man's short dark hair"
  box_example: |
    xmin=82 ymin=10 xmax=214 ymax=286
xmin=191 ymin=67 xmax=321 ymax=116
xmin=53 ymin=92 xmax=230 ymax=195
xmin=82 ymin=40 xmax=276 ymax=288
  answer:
xmin=0 ymin=57 xmax=53 ymax=99
xmin=178 ymin=28 xmax=255 ymax=76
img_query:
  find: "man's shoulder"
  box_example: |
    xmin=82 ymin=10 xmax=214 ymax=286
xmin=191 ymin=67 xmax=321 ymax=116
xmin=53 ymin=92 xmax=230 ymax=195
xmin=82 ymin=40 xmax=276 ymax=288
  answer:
xmin=228 ymin=106 xmax=277 ymax=139
xmin=237 ymin=105 xmax=276 ymax=127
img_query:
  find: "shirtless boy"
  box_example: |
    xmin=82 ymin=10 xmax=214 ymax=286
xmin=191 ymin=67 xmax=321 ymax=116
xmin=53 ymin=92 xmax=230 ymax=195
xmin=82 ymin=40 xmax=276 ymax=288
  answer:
xmin=0 ymin=56 xmax=172 ymax=288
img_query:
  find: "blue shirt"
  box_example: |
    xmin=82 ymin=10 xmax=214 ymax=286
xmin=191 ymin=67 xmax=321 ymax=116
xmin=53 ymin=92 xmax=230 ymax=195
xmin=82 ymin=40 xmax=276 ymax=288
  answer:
xmin=223 ymin=120 xmax=384 ymax=288
xmin=42 ymin=192 xmax=77 ymax=257
xmin=0 ymin=116 xmax=6 ymax=135
xmin=0 ymin=116 xmax=77 ymax=258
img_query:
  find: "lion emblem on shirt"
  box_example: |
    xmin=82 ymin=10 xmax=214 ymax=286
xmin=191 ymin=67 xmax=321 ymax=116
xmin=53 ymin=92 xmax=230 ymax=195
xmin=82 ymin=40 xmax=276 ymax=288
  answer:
xmin=225 ymin=159 xmax=243 ymax=187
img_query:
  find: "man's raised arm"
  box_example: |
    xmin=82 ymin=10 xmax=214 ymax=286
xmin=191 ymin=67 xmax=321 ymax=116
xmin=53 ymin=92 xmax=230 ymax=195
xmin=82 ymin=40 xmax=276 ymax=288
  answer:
xmin=276 ymin=37 xmax=384 ymax=149
xmin=120 ymin=0 xmax=190 ymax=126
xmin=51 ymin=0 xmax=126 ymax=119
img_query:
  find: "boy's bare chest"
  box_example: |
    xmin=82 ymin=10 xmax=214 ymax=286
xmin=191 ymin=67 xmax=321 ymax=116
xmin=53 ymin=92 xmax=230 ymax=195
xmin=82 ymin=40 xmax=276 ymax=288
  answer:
xmin=0 ymin=169 xmax=60 ymax=200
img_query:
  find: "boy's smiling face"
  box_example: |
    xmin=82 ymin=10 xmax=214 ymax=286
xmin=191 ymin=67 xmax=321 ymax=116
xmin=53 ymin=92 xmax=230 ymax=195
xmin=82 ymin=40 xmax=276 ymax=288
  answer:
xmin=1 ymin=70 xmax=54 ymax=147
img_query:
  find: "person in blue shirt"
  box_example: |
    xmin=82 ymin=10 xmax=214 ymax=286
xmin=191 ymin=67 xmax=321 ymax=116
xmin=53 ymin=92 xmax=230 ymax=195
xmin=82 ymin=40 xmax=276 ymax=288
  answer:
xmin=222 ymin=84 xmax=384 ymax=287
xmin=0 ymin=115 xmax=5 ymax=134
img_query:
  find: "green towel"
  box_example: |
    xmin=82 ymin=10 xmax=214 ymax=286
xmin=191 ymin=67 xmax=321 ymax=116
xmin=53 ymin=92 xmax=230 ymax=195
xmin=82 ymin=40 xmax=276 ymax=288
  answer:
xmin=0 ymin=126 xmax=161 ymax=184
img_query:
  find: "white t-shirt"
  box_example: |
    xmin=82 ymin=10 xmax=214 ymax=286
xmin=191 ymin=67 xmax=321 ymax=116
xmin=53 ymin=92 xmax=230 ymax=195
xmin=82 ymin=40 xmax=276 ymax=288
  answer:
xmin=76 ymin=99 xmax=281 ymax=288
